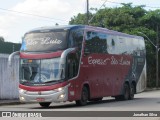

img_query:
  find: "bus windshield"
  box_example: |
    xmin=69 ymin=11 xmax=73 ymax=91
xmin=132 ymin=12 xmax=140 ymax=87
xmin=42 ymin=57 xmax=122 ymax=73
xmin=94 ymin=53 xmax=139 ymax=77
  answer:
xmin=20 ymin=57 xmax=65 ymax=84
xmin=20 ymin=30 xmax=68 ymax=52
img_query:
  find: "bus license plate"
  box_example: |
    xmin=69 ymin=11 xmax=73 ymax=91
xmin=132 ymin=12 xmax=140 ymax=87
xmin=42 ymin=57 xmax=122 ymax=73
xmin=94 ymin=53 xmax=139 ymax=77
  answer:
xmin=36 ymin=98 xmax=45 ymax=102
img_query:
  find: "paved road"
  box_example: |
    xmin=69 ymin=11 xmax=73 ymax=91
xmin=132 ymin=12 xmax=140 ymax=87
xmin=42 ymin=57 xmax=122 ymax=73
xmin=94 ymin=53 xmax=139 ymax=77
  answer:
xmin=0 ymin=90 xmax=160 ymax=120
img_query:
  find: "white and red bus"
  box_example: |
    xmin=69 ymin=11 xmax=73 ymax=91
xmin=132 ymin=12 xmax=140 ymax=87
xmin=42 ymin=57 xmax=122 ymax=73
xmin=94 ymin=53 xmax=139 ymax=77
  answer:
xmin=9 ymin=25 xmax=146 ymax=107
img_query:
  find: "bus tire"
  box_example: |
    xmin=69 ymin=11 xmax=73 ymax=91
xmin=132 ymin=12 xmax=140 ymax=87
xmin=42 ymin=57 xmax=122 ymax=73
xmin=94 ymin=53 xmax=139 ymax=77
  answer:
xmin=122 ymin=83 xmax=130 ymax=100
xmin=129 ymin=83 xmax=135 ymax=100
xmin=76 ymin=86 xmax=88 ymax=106
xmin=115 ymin=83 xmax=130 ymax=101
xmin=39 ymin=102 xmax=51 ymax=108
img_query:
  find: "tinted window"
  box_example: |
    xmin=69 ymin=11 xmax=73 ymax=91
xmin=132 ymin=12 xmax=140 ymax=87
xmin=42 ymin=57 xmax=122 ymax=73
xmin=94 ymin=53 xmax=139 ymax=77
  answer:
xmin=67 ymin=28 xmax=84 ymax=78
xmin=68 ymin=28 xmax=83 ymax=49
xmin=21 ymin=30 xmax=68 ymax=52
xmin=107 ymin=35 xmax=117 ymax=54
xmin=85 ymin=31 xmax=107 ymax=54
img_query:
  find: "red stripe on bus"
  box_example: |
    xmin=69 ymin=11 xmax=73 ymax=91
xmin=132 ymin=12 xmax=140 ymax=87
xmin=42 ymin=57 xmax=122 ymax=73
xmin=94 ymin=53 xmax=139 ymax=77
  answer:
xmin=20 ymin=51 xmax=63 ymax=59
xmin=19 ymin=82 xmax=68 ymax=91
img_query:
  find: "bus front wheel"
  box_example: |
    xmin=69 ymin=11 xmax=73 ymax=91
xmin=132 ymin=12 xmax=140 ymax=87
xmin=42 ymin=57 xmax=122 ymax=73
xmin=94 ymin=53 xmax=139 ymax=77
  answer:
xmin=76 ymin=86 xmax=89 ymax=106
xmin=39 ymin=102 xmax=51 ymax=108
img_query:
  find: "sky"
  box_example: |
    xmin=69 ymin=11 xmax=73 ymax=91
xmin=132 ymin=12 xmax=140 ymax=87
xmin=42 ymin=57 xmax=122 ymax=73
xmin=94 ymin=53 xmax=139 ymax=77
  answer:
xmin=0 ymin=0 xmax=160 ymax=43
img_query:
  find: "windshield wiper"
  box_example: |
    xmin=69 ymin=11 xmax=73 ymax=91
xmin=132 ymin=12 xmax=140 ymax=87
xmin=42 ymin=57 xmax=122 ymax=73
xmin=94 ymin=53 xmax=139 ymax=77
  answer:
xmin=44 ymin=80 xmax=58 ymax=83
xmin=20 ymin=80 xmax=30 ymax=84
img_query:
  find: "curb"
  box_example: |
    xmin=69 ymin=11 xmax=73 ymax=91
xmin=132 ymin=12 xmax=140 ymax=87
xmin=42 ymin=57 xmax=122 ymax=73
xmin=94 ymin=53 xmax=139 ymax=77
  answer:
xmin=144 ymin=88 xmax=160 ymax=92
xmin=0 ymin=99 xmax=23 ymax=106
xmin=0 ymin=99 xmax=36 ymax=106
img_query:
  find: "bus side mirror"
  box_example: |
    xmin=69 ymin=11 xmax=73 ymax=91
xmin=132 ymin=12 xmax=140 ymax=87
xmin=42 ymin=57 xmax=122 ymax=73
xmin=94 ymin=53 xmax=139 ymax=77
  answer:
xmin=8 ymin=51 xmax=20 ymax=66
xmin=84 ymin=48 xmax=90 ymax=56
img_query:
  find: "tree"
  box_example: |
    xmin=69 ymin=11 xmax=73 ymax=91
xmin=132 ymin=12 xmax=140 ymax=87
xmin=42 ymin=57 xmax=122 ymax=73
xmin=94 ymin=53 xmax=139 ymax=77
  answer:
xmin=0 ymin=37 xmax=21 ymax=54
xmin=0 ymin=41 xmax=21 ymax=54
xmin=69 ymin=3 xmax=160 ymax=87
xmin=0 ymin=36 xmax=4 ymax=42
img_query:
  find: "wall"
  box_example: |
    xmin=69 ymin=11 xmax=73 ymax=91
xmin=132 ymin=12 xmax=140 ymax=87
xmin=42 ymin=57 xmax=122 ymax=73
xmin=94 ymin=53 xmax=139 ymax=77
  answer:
xmin=0 ymin=54 xmax=19 ymax=99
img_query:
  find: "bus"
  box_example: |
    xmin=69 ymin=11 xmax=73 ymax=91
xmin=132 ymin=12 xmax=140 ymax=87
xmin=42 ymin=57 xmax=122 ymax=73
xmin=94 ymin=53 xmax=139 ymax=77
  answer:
xmin=9 ymin=25 xmax=146 ymax=107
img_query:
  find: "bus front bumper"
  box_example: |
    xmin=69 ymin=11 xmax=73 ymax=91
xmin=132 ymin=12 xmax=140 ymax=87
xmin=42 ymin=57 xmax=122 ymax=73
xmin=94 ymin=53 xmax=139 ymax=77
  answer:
xmin=19 ymin=86 xmax=68 ymax=103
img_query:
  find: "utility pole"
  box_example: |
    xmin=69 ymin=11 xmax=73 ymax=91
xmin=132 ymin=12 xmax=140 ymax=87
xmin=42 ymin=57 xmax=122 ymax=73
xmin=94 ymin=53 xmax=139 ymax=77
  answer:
xmin=86 ymin=0 xmax=89 ymax=25
xmin=88 ymin=0 xmax=108 ymax=24
xmin=156 ymin=26 xmax=159 ymax=88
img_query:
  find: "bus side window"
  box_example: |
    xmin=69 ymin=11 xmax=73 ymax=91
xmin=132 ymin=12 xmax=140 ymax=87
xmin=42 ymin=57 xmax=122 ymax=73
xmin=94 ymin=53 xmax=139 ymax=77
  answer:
xmin=85 ymin=31 xmax=107 ymax=55
xmin=107 ymin=35 xmax=117 ymax=54
xmin=68 ymin=29 xmax=83 ymax=59
xmin=67 ymin=53 xmax=78 ymax=79
xmin=68 ymin=29 xmax=83 ymax=50
xmin=67 ymin=28 xmax=84 ymax=79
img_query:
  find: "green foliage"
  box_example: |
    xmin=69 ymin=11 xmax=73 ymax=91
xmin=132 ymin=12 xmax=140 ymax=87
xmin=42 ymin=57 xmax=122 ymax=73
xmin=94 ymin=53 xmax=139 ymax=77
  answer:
xmin=0 ymin=36 xmax=5 ymax=42
xmin=69 ymin=3 xmax=160 ymax=88
xmin=70 ymin=13 xmax=87 ymax=25
xmin=0 ymin=41 xmax=21 ymax=54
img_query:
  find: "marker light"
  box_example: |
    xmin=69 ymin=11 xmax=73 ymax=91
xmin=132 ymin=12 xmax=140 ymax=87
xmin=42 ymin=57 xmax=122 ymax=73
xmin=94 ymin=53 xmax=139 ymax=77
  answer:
xmin=28 ymin=60 xmax=33 ymax=63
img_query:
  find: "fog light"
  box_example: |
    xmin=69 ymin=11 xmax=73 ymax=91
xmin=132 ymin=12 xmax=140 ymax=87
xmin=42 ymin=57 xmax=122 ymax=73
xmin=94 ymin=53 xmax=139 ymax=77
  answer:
xmin=20 ymin=96 xmax=25 ymax=101
xmin=58 ymin=93 xmax=65 ymax=99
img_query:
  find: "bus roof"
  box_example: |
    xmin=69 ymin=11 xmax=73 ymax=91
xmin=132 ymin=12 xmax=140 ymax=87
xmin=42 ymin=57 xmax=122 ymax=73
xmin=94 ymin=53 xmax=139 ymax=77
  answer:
xmin=26 ymin=25 xmax=83 ymax=33
xmin=26 ymin=25 xmax=143 ymax=40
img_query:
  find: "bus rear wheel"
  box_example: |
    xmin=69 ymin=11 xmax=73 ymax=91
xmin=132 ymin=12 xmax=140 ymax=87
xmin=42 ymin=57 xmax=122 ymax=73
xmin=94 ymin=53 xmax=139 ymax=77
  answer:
xmin=122 ymin=83 xmax=130 ymax=100
xmin=129 ymin=83 xmax=135 ymax=100
xmin=115 ymin=83 xmax=129 ymax=101
xmin=76 ymin=86 xmax=89 ymax=106
xmin=39 ymin=102 xmax=51 ymax=108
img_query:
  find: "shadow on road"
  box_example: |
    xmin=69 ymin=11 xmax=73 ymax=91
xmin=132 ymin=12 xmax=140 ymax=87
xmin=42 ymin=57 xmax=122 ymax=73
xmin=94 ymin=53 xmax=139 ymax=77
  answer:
xmin=30 ymin=97 xmax=143 ymax=109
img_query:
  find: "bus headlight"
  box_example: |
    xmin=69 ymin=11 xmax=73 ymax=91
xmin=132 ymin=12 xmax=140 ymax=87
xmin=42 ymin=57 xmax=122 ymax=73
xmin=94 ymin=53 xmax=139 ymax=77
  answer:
xmin=19 ymin=88 xmax=27 ymax=94
xmin=57 ymin=87 xmax=63 ymax=91
xmin=54 ymin=87 xmax=64 ymax=92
